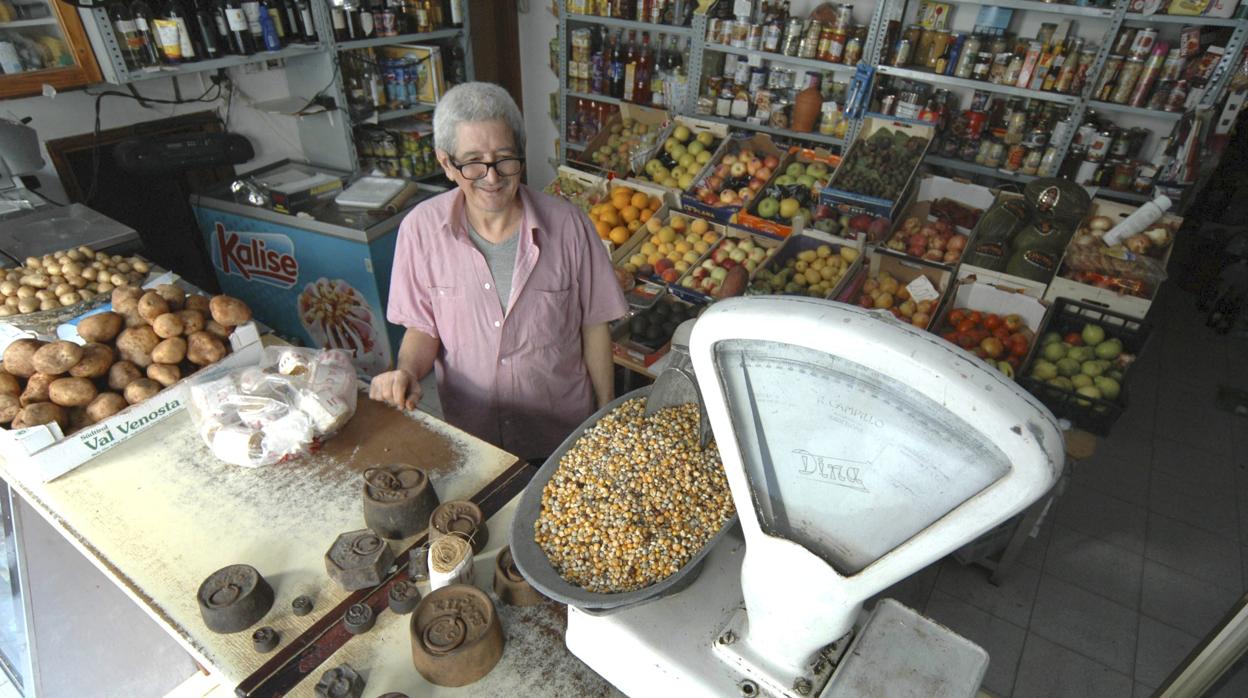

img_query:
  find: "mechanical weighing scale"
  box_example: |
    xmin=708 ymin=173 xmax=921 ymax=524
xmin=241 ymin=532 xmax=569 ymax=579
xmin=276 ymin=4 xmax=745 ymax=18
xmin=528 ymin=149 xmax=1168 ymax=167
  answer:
xmin=514 ymin=296 xmax=1065 ymax=697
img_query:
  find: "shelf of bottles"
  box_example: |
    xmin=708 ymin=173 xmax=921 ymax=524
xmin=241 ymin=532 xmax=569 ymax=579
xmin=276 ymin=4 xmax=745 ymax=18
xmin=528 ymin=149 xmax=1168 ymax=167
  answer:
xmin=697 ymin=114 xmax=847 ymax=147
xmin=1084 ymin=22 xmax=1215 ymax=117
xmin=1086 ymin=98 xmax=1183 ymax=119
xmin=703 ymin=42 xmax=859 ymax=75
xmin=563 ymin=0 xmax=694 ymax=33
xmin=335 ymin=27 xmax=461 ymax=51
xmin=1058 ymin=103 xmax=1173 ymax=195
xmin=102 ymin=0 xmax=323 ymax=81
xmin=1122 ymin=11 xmax=1244 ymax=28
xmin=354 ymin=119 xmax=440 ymax=180
xmin=565 ymin=19 xmax=689 ymax=112
xmin=939 ymin=0 xmax=1118 ymax=20
xmin=875 ymin=66 xmax=1082 ymax=106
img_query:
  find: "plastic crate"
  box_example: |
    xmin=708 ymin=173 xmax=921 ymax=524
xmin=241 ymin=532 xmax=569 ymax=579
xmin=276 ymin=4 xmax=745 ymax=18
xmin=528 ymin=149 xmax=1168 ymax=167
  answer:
xmin=1018 ymin=297 xmax=1154 ymax=436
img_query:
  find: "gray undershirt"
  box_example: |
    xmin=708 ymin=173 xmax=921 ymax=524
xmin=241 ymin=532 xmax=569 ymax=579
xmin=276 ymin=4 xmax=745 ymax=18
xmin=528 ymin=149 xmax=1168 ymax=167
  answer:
xmin=467 ymin=224 xmax=519 ymax=311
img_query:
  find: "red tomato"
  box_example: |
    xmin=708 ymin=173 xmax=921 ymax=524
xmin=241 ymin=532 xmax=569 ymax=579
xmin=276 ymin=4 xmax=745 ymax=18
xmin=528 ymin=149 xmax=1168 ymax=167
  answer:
xmin=942 ymin=331 xmax=959 ymax=344
xmin=1006 ymin=355 xmax=1022 ymax=370
xmin=984 ymin=314 xmax=1003 ymax=330
xmin=1064 ymin=332 xmax=1083 ymax=346
xmin=948 ymin=309 xmax=967 ymax=326
xmin=1009 ymin=337 xmax=1029 ymax=356
xmin=967 ymin=311 xmax=983 ymax=325
xmin=993 ymin=326 xmax=1011 ymax=341
xmin=957 ymin=333 xmax=978 ymax=349
xmin=956 ymin=319 xmax=977 ymax=334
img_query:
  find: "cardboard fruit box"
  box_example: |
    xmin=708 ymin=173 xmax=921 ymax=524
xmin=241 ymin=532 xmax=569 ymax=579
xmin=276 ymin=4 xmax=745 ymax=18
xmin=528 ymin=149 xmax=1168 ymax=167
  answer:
xmin=579 ymin=103 xmax=670 ymax=178
xmin=879 ymin=175 xmax=996 ymax=270
xmin=738 ymin=146 xmax=842 ymax=240
xmin=930 ymin=279 xmax=1051 ymax=380
xmin=748 ymin=229 xmax=865 ymax=301
xmin=958 ymin=192 xmax=1051 ymax=300
xmin=0 ymin=321 xmax=262 ymax=482
xmin=610 ymin=293 xmax=701 ymax=367
xmin=589 ymin=179 xmax=674 ymax=256
xmin=1042 ymin=198 xmax=1183 ymax=320
xmin=612 ymin=210 xmax=726 ymax=289
xmin=681 ymin=133 xmax=786 ymax=223
xmin=544 ymin=165 xmax=609 ymax=215
xmin=670 ymin=227 xmax=783 ymax=304
xmin=821 ymin=116 xmax=934 ymax=222
xmin=630 ymin=116 xmax=730 ymax=197
xmin=835 ymin=249 xmax=953 ymax=331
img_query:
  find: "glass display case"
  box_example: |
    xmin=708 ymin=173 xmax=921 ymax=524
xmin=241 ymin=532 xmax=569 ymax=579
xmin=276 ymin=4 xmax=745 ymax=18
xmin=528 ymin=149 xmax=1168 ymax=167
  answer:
xmin=0 ymin=0 xmax=101 ymax=98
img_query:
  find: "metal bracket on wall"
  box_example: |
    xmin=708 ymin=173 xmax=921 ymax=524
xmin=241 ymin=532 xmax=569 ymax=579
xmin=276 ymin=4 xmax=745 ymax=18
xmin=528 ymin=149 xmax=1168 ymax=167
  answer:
xmin=1201 ymin=23 xmax=1247 ymax=110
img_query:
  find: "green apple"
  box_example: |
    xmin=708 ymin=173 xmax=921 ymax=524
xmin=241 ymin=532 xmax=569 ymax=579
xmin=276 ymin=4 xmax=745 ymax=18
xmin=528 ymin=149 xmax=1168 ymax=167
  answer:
xmin=664 ymin=137 xmax=680 ymax=152
xmin=678 ymin=173 xmax=695 ymax=190
xmin=796 ymin=174 xmax=817 ymax=189
xmin=696 ymin=150 xmax=712 ymax=164
xmin=779 ymin=197 xmax=800 ymax=219
xmin=687 ymin=141 xmax=705 ymax=156
xmin=1048 ymin=376 xmax=1074 ymax=390
xmin=786 ymin=162 xmax=806 ymax=177
xmin=1094 ymin=338 xmax=1123 ymax=360
xmin=679 ymin=153 xmax=696 ymax=169
xmin=1068 ymin=346 xmax=1093 ymax=363
xmin=1041 ymin=331 xmax=1062 ymax=346
xmin=1071 ymin=374 xmax=1093 ymax=389
xmin=1041 ymin=342 xmax=1067 ymax=362
xmin=673 ymin=125 xmax=692 ymax=142
xmin=1082 ymin=323 xmax=1106 ymax=346
xmin=807 ymin=162 xmax=829 ymax=179
xmin=1080 ymin=360 xmax=1106 ymax=377
xmin=1031 ymin=360 xmax=1058 ymax=380
xmin=757 ymin=197 xmax=780 ymax=219
xmin=774 ymin=175 xmax=795 ymax=186
xmin=1093 ymin=376 xmax=1120 ymax=401
xmin=697 ymin=131 xmax=715 ymax=147
xmin=1056 ymin=357 xmax=1081 ymax=377
xmin=1075 ymin=385 xmax=1102 ymax=406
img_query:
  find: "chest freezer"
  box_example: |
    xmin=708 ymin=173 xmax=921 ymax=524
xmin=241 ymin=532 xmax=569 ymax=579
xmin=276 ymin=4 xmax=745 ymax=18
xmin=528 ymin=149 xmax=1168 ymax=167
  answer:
xmin=190 ymin=162 xmax=445 ymax=377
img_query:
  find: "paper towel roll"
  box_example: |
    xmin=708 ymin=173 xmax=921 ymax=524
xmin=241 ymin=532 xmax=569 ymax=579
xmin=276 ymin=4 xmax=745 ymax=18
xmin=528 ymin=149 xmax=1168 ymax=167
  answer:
xmin=428 ymin=535 xmax=474 ymax=591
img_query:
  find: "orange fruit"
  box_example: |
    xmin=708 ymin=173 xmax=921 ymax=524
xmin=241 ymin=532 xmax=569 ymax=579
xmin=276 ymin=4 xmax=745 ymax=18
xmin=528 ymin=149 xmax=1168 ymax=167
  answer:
xmin=610 ymin=226 xmax=631 ymax=245
xmin=621 ymin=205 xmax=640 ymax=224
xmin=611 ymin=190 xmax=633 ymax=210
xmin=639 ymin=208 xmax=653 ymax=223
xmin=630 ymin=192 xmax=649 ymax=209
xmin=647 ymin=195 xmax=662 ymax=211
xmin=610 ymin=185 xmax=634 ymax=199
xmin=594 ymin=220 xmax=611 ymax=239
xmin=627 ymin=219 xmax=643 ymax=232
xmin=599 ymin=208 xmax=620 ymax=227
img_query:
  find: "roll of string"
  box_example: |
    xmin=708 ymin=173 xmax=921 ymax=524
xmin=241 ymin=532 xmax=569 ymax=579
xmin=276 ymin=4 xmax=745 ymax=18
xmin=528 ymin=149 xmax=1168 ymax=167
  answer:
xmin=428 ymin=534 xmax=474 ymax=590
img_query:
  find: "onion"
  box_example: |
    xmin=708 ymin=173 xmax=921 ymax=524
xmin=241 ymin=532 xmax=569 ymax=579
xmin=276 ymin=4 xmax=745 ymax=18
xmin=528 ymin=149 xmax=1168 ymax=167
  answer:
xmin=1143 ymin=226 xmax=1171 ymax=248
xmin=947 ymin=234 xmax=967 ymax=252
xmin=1088 ymin=215 xmax=1113 ymax=232
xmin=1124 ymin=234 xmax=1152 ymax=255
xmin=1074 ymin=234 xmax=1096 ymax=247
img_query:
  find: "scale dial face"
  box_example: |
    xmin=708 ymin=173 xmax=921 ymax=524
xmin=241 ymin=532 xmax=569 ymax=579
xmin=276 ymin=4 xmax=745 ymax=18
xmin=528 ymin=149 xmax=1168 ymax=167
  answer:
xmin=713 ymin=339 xmax=1011 ymax=576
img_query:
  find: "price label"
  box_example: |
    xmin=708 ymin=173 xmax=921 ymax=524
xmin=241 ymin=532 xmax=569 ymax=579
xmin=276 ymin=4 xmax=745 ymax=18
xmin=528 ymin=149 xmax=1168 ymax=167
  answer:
xmin=906 ymin=275 xmax=940 ymax=302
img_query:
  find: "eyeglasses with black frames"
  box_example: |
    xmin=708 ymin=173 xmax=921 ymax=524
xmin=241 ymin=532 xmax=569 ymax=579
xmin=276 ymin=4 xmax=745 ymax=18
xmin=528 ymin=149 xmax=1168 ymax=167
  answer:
xmin=448 ymin=157 xmax=525 ymax=180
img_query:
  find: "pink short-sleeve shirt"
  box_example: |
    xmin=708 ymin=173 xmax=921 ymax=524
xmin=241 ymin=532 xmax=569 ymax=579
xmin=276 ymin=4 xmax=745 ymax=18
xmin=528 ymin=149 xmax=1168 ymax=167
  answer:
xmin=388 ymin=184 xmax=628 ymax=459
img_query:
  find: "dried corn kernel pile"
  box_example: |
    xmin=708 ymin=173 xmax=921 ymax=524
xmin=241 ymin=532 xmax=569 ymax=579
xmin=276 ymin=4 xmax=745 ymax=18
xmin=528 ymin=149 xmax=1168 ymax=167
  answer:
xmin=535 ymin=398 xmax=734 ymax=593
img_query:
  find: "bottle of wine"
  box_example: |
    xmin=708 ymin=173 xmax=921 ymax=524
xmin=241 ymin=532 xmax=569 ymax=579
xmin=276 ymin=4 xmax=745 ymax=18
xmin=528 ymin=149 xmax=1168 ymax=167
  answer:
xmin=257 ymin=0 xmax=282 ymax=49
xmin=222 ymin=0 xmax=257 ymax=54
xmin=240 ymin=0 xmax=263 ymax=45
xmin=445 ymin=0 xmax=461 ymax=27
xmin=108 ymin=3 xmax=148 ymax=69
xmin=357 ymin=0 xmax=374 ymax=38
xmin=210 ymin=0 xmax=234 ymax=54
xmin=129 ymin=0 xmax=164 ymax=66
xmin=278 ymin=0 xmax=301 ymax=44
xmin=329 ymin=0 xmax=347 ymax=41
xmin=190 ymin=0 xmax=223 ymax=58
xmin=165 ymin=0 xmax=200 ymax=62
xmin=294 ymin=0 xmax=316 ymax=42
xmin=262 ymin=0 xmax=287 ymax=45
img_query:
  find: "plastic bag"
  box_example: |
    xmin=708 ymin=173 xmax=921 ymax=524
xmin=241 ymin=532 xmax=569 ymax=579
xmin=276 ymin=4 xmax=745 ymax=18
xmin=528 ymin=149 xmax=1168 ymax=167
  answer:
xmin=189 ymin=347 xmax=358 ymax=467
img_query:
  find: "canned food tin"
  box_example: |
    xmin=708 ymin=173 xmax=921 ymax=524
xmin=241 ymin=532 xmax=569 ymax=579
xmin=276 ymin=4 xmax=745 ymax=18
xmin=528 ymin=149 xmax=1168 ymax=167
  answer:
xmin=763 ymin=23 xmax=782 ymax=52
xmin=879 ymin=92 xmax=897 ymax=115
xmin=844 ymin=35 xmax=862 ymax=65
xmin=1004 ymin=144 xmax=1026 ymax=171
xmin=964 ymin=110 xmax=987 ymax=139
xmin=985 ymin=142 xmax=1006 ymax=168
xmin=1112 ymin=28 xmax=1137 ymax=56
xmin=1024 ymin=127 xmax=1048 ymax=149
xmin=1075 ymin=123 xmax=1098 ymax=147
xmin=733 ymin=59 xmax=750 ymax=85
xmin=782 ymin=18 xmax=804 ymax=56
xmin=1075 ymin=159 xmax=1100 ymax=186
xmin=1087 ymin=129 xmax=1113 ymax=162
xmin=1160 ymin=49 xmax=1184 ymax=82
xmin=892 ymin=38 xmax=912 ymax=66
xmin=706 ymin=18 xmax=722 ymax=43
xmin=1110 ymin=57 xmax=1145 ymax=104
xmin=749 ymin=66 xmax=767 ymax=92
xmin=1109 ymin=130 xmax=1131 ymax=158
xmin=1130 ymin=28 xmax=1157 ymax=59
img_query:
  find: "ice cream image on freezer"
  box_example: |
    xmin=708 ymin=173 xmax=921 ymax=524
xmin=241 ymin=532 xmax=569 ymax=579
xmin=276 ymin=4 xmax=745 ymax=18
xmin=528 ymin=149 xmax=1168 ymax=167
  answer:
xmin=298 ymin=278 xmax=390 ymax=376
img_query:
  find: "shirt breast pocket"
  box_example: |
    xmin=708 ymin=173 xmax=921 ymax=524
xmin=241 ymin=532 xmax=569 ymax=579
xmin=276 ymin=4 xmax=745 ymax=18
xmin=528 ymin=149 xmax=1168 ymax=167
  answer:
xmin=429 ymin=285 xmax=465 ymax=346
xmin=520 ymin=286 xmax=577 ymax=350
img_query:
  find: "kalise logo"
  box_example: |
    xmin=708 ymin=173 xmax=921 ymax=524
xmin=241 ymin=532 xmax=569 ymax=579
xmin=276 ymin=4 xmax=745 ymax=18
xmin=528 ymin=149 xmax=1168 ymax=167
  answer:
xmin=212 ymin=223 xmax=299 ymax=288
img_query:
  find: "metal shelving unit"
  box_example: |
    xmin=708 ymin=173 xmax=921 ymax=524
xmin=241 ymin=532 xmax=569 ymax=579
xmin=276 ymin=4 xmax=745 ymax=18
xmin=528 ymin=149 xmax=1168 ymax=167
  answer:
xmin=876 ymin=65 xmax=1082 ymax=106
xmin=553 ymin=0 xmax=1248 ymax=205
xmin=335 ymin=27 xmax=463 ymax=52
xmin=1086 ymin=100 xmax=1184 ymax=120
xmin=702 ymin=42 xmax=858 ymax=75
xmin=568 ymin=89 xmax=621 ymax=106
xmin=373 ymin=103 xmax=438 ymax=122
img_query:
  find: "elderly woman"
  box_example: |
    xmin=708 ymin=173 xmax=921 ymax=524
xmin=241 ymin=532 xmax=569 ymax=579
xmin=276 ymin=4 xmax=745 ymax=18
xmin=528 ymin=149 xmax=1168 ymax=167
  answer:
xmin=369 ymin=82 xmax=628 ymax=462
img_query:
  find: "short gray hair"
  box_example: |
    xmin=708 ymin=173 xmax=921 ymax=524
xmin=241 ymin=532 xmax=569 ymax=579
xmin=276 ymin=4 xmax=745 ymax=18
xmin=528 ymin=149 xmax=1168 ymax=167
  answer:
xmin=433 ymin=82 xmax=526 ymax=157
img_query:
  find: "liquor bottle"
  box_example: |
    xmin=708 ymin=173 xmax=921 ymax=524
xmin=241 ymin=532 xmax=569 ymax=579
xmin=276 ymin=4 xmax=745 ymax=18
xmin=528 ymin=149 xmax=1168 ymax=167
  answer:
xmin=356 ymin=0 xmax=374 ymax=37
xmin=608 ymin=32 xmax=624 ymax=98
xmin=294 ymin=0 xmax=316 ymax=42
xmin=211 ymin=0 xmax=234 ymax=54
xmin=130 ymin=0 xmax=165 ymax=65
xmin=634 ymin=32 xmax=652 ymax=105
xmin=650 ymin=32 xmax=666 ymax=107
xmin=329 ymin=0 xmax=347 ymax=41
xmin=190 ymin=0 xmax=222 ymax=58
xmin=445 ymin=0 xmax=461 ymax=27
xmin=241 ymin=0 xmax=263 ymax=44
xmin=669 ymin=35 xmax=685 ymax=100
xmin=257 ymin=0 xmax=281 ymax=48
xmin=151 ymin=8 xmax=183 ymax=63
xmin=622 ymin=30 xmax=637 ymax=102
xmin=108 ymin=3 xmax=148 ymax=69
xmin=260 ymin=0 xmax=285 ymax=44
xmin=277 ymin=0 xmax=301 ymax=43
xmin=223 ymin=0 xmax=256 ymax=53
xmin=165 ymin=0 xmax=201 ymax=62
xmin=589 ymin=26 xmax=606 ymax=94
xmin=389 ymin=0 xmax=409 ymax=34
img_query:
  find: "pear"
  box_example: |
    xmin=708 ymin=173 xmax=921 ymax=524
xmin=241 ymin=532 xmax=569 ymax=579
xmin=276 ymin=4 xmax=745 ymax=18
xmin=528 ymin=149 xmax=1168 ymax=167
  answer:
xmin=1082 ymin=323 xmax=1106 ymax=346
xmin=1093 ymin=376 xmax=1121 ymax=401
xmin=1042 ymin=342 xmax=1067 ymax=362
xmin=1094 ymin=338 xmax=1123 ymax=360
xmin=1056 ymin=357 xmax=1081 ymax=377
xmin=1031 ymin=360 xmax=1058 ymax=381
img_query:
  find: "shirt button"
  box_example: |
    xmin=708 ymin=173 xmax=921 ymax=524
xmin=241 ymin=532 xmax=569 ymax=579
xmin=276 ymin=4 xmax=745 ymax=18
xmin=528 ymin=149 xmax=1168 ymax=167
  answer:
xmin=484 ymin=283 xmax=491 ymax=290
xmin=493 ymin=320 xmax=501 ymax=328
xmin=500 ymin=358 xmax=509 ymax=365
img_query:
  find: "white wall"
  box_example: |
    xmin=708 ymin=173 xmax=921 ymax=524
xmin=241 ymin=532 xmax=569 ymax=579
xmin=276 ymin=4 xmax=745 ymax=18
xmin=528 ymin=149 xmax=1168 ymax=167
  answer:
xmin=2 ymin=65 xmax=306 ymax=202
xmin=517 ymin=2 xmax=559 ymax=190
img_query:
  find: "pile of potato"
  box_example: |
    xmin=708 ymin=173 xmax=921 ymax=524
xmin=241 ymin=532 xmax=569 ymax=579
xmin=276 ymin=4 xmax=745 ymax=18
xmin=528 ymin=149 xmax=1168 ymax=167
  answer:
xmin=0 ymin=285 xmax=253 ymax=435
xmin=0 ymin=246 xmax=150 ymax=317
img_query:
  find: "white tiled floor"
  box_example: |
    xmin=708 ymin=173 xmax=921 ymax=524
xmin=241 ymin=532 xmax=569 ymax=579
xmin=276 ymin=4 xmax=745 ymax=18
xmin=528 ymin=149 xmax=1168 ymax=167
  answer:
xmin=889 ymin=284 xmax=1248 ymax=697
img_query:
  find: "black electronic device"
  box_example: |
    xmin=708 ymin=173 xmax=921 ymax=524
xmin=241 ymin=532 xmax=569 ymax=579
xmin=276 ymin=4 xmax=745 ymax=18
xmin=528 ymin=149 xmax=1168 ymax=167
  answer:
xmin=113 ymin=132 xmax=255 ymax=174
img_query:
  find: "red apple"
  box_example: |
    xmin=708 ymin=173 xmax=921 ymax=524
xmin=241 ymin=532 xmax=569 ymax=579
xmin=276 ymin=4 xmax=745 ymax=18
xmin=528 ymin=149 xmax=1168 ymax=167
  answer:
xmin=706 ymin=175 xmax=724 ymax=191
xmin=730 ymin=162 xmax=748 ymax=178
xmin=756 ymin=166 xmax=773 ymax=181
xmin=764 ymin=155 xmax=780 ymax=169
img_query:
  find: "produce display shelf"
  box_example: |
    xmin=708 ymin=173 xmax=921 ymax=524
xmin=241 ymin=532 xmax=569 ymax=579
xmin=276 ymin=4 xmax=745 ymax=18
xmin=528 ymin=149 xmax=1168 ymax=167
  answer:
xmin=1086 ymin=100 xmax=1184 ymax=121
xmin=336 ymin=28 xmax=463 ymax=51
xmin=0 ymin=17 xmax=58 ymax=28
xmin=1122 ymin=12 xmax=1244 ymax=28
xmin=1092 ymin=187 xmax=1152 ymax=204
xmin=568 ymin=90 xmax=622 ymax=106
xmin=695 ymin=115 xmax=847 ymax=148
xmin=944 ymin=0 xmax=1116 ymax=18
xmin=565 ymin=13 xmax=692 ymax=36
xmin=876 ymin=66 xmax=1081 ymax=106
xmin=925 ymin=155 xmax=1038 ymax=184
xmin=376 ymin=103 xmax=436 ymax=122
xmin=703 ymin=42 xmax=858 ymax=75
xmin=123 ymin=44 xmax=325 ymax=83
